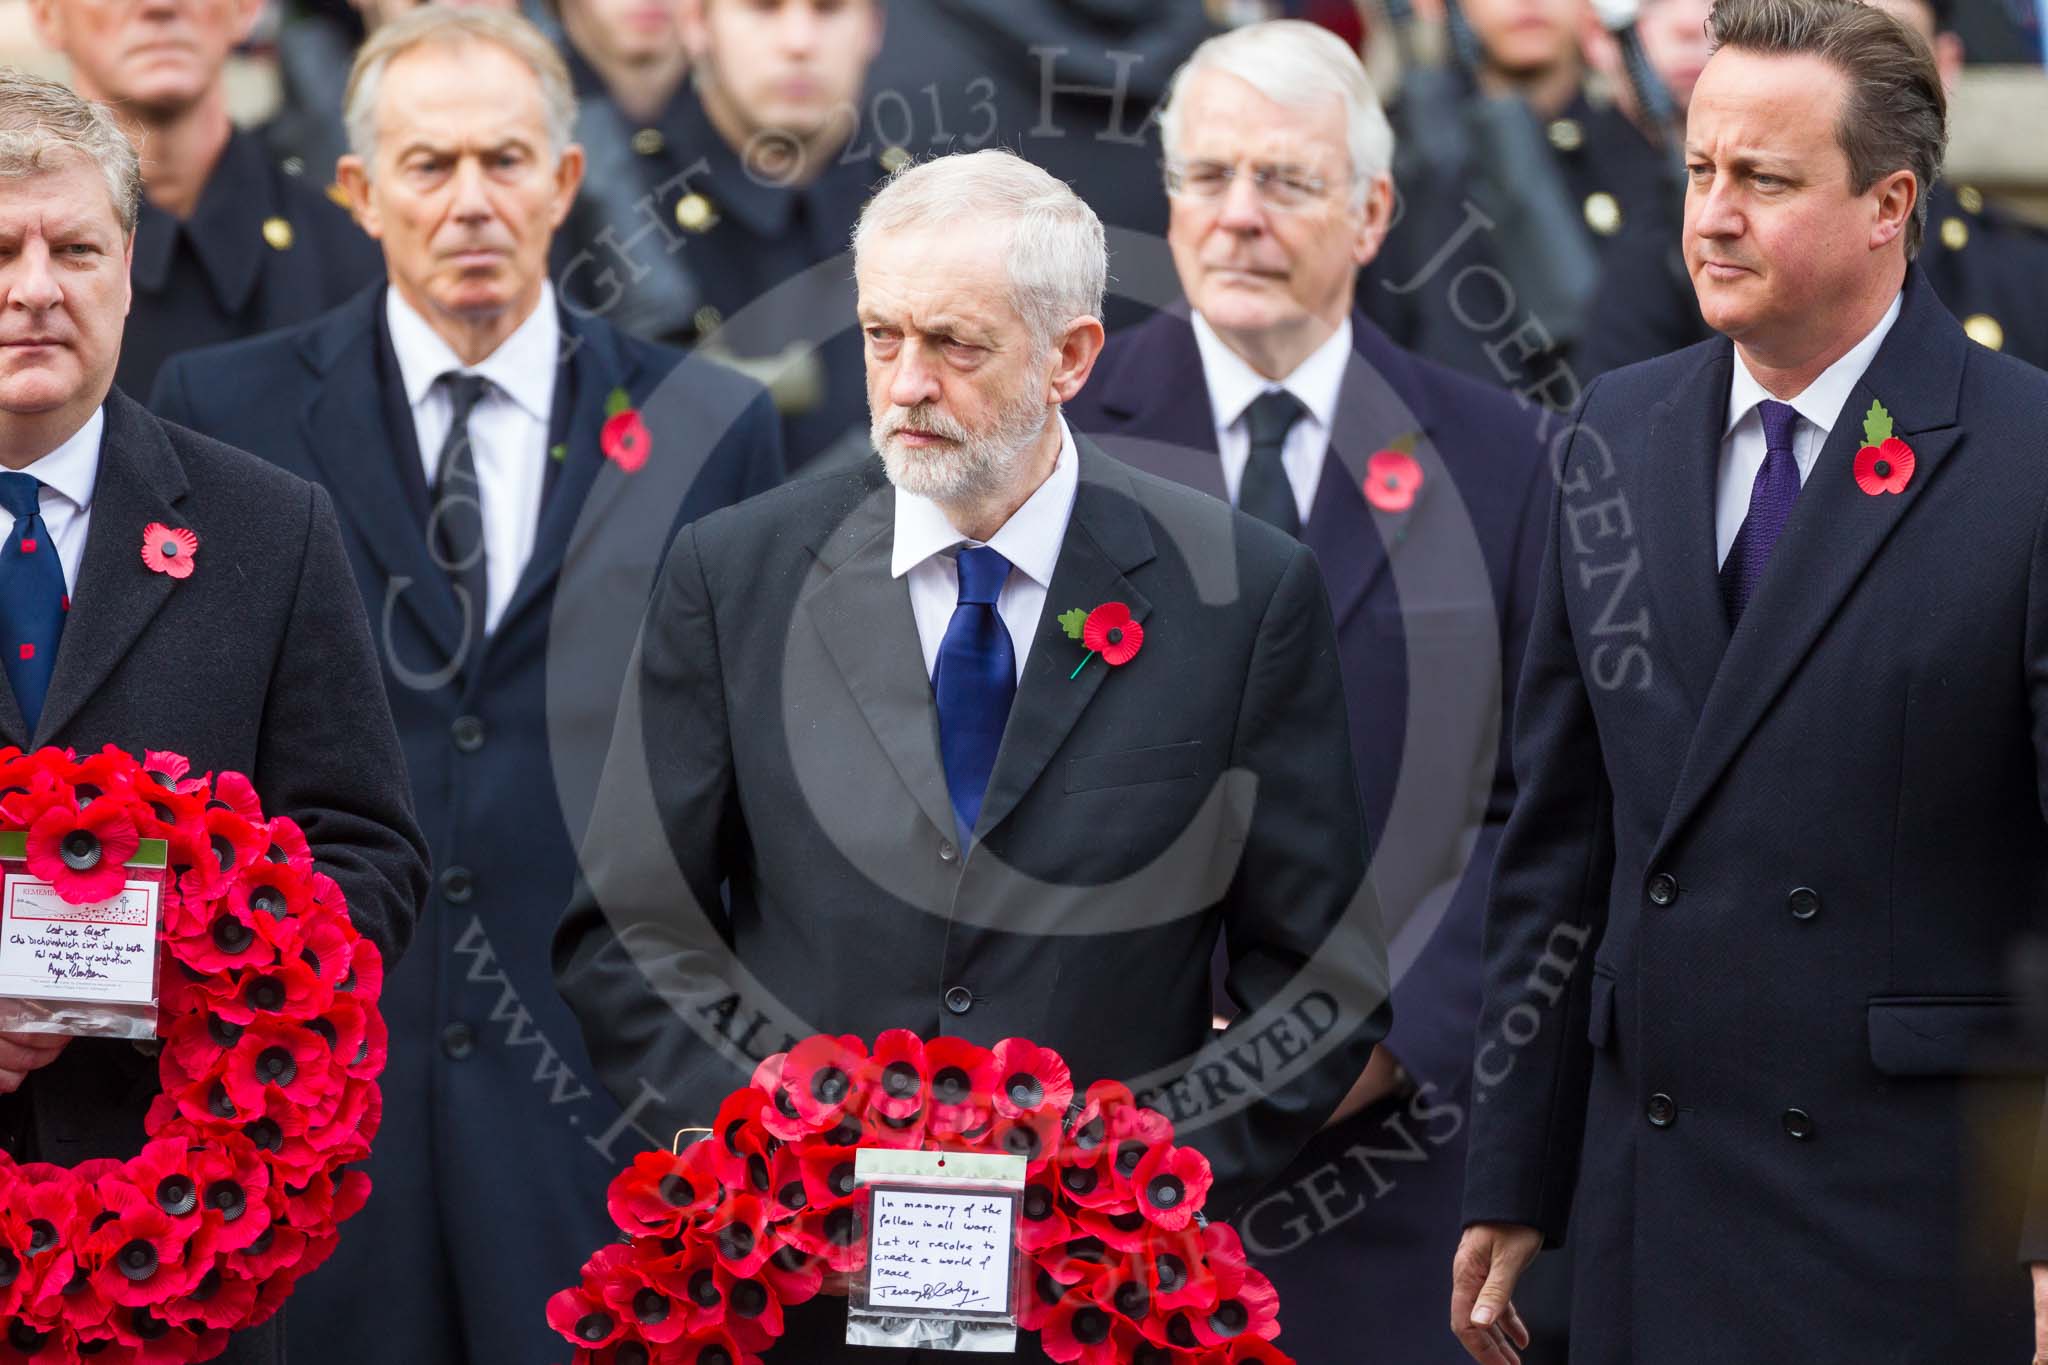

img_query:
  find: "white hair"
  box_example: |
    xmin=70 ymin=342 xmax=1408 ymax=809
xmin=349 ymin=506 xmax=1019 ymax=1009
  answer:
xmin=344 ymin=7 xmax=577 ymax=174
xmin=1157 ymin=19 xmax=1396 ymax=207
xmin=851 ymin=149 xmax=1107 ymax=351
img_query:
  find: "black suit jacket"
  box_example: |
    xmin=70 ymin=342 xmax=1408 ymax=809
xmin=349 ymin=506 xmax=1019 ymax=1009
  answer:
xmin=555 ymin=441 xmax=1390 ymax=1362
xmin=151 ymin=289 xmax=785 ymax=1365
xmin=1067 ymin=307 xmax=1549 ymax=1365
xmin=0 ymin=388 xmax=427 ymax=1365
xmin=1464 ymin=265 xmax=2048 ymax=1363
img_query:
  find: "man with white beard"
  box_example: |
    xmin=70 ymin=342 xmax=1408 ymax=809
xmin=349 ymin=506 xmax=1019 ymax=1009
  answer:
xmin=555 ymin=148 xmax=1392 ymax=1363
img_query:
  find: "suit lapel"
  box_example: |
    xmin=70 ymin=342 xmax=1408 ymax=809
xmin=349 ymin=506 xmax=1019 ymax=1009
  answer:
xmin=35 ymin=392 xmax=189 ymax=745
xmin=1630 ymin=343 xmax=1736 ymax=716
xmin=802 ymin=475 xmax=960 ymax=843
xmin=296 ymin=289 xmax=466 ymax=662
xmin=1655 ymin=270 xmax=1967 ymax=856
xmin=974 ymin=445 xmax=1157 ymax=839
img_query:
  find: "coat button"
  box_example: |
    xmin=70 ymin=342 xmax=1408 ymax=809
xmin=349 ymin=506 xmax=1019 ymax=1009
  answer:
xmin=943 ymin=986 xmax=973 ymax=1015
xmin=938 ymin=839 xmax=958 ymax=863
xmin=1787 ymin=887 xmax=1820 ymax=921
xmin=1782 ymin=1108 xmax=1814 ymax=1140
xmin=441 ymin=1022 xmax=475 ymax=1060
xmin=1646 ymin=1093 xmax=1676 ymax=1127
xmin=1647 ymin=873 xmax=1678 ymax=906
xmin=441 ymin=866 xmax=474 ymax=904
xmin=451 ymin=715 xmax=486 ymax=752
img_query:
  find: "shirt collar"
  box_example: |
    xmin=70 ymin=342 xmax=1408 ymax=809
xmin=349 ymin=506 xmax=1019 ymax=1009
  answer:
xmin=1725 ymin=289 xmax=1905 ymax=439
xmin=385 ymin=281 xmax=561 ymax=423
xmin=20 ymin=406 xmax=105 ymax=513
xmin=131 ymin=129 xmax=271 ymax=314
xmin=1191 ymin=311 xmax=1352 ymax=436
xmin=891 ymin=415 xmax=1080 ymax=588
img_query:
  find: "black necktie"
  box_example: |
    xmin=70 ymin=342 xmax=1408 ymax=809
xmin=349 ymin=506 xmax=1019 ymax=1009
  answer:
xmin=431 ymin=371 xmax=490 ymax=636
xmin=1239 ymin=389 xmax=1306 ymax=537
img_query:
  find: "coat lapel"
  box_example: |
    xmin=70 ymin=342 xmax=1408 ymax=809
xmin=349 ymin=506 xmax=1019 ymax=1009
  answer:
xmin=34 ymin=391 xmax=188 ymax=746
xmin=802 ymin=473 xmax=960 ymax=843
xmin=296 ymin=288 xmax=466 ymax=663
xmin=974 ymin=444 xmax=1157 ymax=839
xmin=1084 ymin=311 xmax=1227 ymax=497
xmin=1655 ymin=269 xmax=1967 ymax=857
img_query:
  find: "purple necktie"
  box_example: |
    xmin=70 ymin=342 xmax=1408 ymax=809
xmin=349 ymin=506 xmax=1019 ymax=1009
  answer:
xmin=1720 ymin=398 xmax=1802 ymax=625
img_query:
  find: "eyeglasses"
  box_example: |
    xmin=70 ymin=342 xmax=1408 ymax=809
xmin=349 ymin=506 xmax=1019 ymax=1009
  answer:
xmin=1162 ymin=158 xmax=1344 ymax=212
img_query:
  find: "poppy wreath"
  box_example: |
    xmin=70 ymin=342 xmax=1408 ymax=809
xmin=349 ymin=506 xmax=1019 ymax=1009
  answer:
xmin=549 ymin=1032 xmax=1293 ymax=1365
xmin=0 ymin=746 xmax=385 ymax=1363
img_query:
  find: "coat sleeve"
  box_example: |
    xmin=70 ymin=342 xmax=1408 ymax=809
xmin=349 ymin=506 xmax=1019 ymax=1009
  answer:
xmin=256 ymin=481 xmax=429 ymax=962
xmin=1149 ymin=541 xmax=1392 ymax=1219
xmin=2014 ymin=474 xmax=2048 ymax=1262
xmin=1459 ymin=382 xmax=1616 ymax=1243
xmin=552 ymin=519 xmax=746 ymax=1137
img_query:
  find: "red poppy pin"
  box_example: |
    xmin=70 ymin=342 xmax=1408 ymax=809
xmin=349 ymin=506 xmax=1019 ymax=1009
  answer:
xmin=1852 ymin=399 xmax=1914 ymax=496
xmin=141 ymin=522 xmax=198 ymax=579
xmin=1364 ymin=433 xmax=1424 ymax=513
xmin=599 ymin=387 xmax=650 ymax=473
xmin=1059 ymin=602 xmax=1143 ymax=679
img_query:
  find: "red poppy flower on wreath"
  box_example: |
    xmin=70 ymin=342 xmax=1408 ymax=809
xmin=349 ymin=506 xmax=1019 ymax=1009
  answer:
xmin=1133 ymin=1143 xmax=1213 ymax=1232
xmin=140 ymin=523 xmax=198 ymax=579
xmin=25 ymin=796 xmax=140 ymax=904
xmin=1852 ymin=398 xmax=1915 ymax=496
xmin=993 ymin=1038 xmax=1075 ymax=1120
xmin=600 ymin=387 xmax=651 ymax=473
xmin=1363 ymin=435 xmax=1424 ymax=513
xmin=868 ymin=1029 xmax=929 ymax=1126
xmin=781 ymin=1033 xmax=869 ymax=1129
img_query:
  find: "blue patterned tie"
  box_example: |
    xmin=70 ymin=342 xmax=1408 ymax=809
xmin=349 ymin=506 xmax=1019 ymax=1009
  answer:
xmin=0 ymin=474 xmax=65 ymax=734
xmin=1720 ymin=399 xmax=1802 ymax=626
xmin=932 ymin=546 xmax=1016 ymax=845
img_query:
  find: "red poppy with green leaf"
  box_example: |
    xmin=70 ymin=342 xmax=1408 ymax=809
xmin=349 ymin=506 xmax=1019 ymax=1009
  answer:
xmin=600 ymin=387 xmax=651 ymax=473
xmin=1852 ymin=399 xmax=1915 ymax=496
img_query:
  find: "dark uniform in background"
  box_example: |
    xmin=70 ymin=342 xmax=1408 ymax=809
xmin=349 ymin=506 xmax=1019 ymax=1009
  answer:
xmin=1541 ymin=88 xmax=1681 ymax=262
xmin=1576 ymin=180 xmax=2048 ymax=376
xmin=552 ymin=72 xmax=887 ymax=471
xmin=122 ymin=126 xmax=383 ymax=399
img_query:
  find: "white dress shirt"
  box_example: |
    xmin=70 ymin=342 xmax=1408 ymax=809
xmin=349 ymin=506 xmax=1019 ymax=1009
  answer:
xmin=893 ymin=416 xmax=1081 ymax=681
xmin=386 ymin=283 xmax=559 ymax=632
xmin=0 ymin=407 xmax=104 ymax=593
xmin=1715 ymin=291 xmax=1904 ymax=566
xmin=1192 ymin=311 xmax=1352 ymax=527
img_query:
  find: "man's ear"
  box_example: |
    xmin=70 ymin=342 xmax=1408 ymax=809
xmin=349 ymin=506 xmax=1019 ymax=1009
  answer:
xmin=336 ymin=156 xmax=381 ymax=239
xmin=1048 ymin=316 xmax=1107 ymax=405
xmin=1352 ymin=173 xmax=1396 ymax=268
xmin=24 ymin=0 xmax=63 ymax=54
xmin=549 ymin=143 xmax=588 ymax=228
xmin=1870 ymin=168 xmax=1917 ymax=252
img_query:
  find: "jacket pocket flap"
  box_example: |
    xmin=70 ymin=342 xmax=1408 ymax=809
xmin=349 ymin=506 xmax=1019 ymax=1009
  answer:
xmin=1065 ymin=741 xmax=1204 ymax=794
xmin=1867 ymin=997 xmax=2041 ymax=1076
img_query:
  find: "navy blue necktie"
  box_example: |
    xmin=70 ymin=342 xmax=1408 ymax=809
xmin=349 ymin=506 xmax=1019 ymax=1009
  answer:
xmin=932 ymin=546 xmax=1016 ymax=845
xmin=0 ymin=473 xmax=65 ymax=734
xmin=1720 ymin=399 xmax=1802 ymax=626
xmin=1239 ymin=389 xmax=1305 ymax=538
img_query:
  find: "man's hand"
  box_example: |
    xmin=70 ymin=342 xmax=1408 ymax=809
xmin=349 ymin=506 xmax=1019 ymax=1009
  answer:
xmin=0 ymin=1030 xmax=70 ymax=1093
xmin=2032 ymin=1261 xmax=2048 ymax=1365
xmin=1451 ymin=1221 xmax=1542 ymax=1365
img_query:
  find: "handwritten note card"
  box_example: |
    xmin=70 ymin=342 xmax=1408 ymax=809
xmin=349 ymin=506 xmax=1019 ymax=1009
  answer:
xmin=865 ymin=1188 xmax=1017 ymax=1316
xmin=0 ymin=873 xmax=161 ymax=1005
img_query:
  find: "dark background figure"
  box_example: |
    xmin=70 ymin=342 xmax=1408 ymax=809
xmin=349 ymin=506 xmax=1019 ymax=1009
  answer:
xmin=1066 ymin=23 xmax=1548 ymax=1365
xmin=153 ymin=12 xmax=784 ymax=1365
xmin=27 ymin=0 xmax=382 ymax=400
xmin=0 ymin=66 xmax=427 ymax=1365
xmin=552 ymin=0 xmax=888 ymax=471
xmin=1579 ymin=0 xmax=2048 ymax=375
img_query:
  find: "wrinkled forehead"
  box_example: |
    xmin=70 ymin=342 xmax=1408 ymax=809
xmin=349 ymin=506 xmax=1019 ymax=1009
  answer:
xmin=0 ymin=156 xmax=125 ymax=240
xmin=1686 ymin=47 xmax=1850 ymax=163
xmin=854 ymin=224 xmax=1023 ymax=338
xmin=1170 ymin=72 xmax=1348 ymax=173
xmin=373 ymin=39 xmax=552 ymax=147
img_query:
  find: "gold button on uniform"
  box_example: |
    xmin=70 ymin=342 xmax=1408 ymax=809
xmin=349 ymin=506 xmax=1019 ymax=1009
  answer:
xmin=261 ymin=217 xmax=294 ymax=251
xmin=674 ymin=192 xmax=717 ymax=232
xmin=693 ymin=304 xmax=724 ymax=336
xmin=879 ymin=145 xmax=911 ymax=173
xmin=631 ymin=127 xmax=665 ymax=157
xmin=1940 ymin=216 xmax=1968 ymax=252
xmin=1963 ymin=313 xmax=2005 ymax=351
xmin=1584 ymin=191 xmax=1622 ymax=237
xmin=1958 ymin=184 xmax=1984 ymax=215
xmin=1547 ymin=118 xmax=1583 ymax=152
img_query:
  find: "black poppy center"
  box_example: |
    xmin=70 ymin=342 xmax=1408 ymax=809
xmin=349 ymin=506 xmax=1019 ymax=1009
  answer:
xmin=824 ymin=1206 xmax=859 ymax=1246
xmin=245 ymin=1117 xmax=283 ymax=1152
xmin=1874 ymin=459 xmax=1892 ymax=478
xmin=249 ymin=1226 xmax=274 ymax=1255
xmin=207 ymin=1013 xmax=243 ymax=1046
xmin=1072 ymin=1116 xmax=1105 ymax=1151
xmin=210 ymin=833 xmax=236 ymax=872
xmin=250 ymin=888 xmax=287 ymax=918
xmin=616 ymin=1347 xmax=649 ymax=1365
xmin=1148 ymin=1174 xmax=1185 ymax=1209
xmin=932 ymin=1066 xmax=971 ymax=1105
xmin=1005 ymin=1074 xmax=1043 ymax=1110
xmin=773 ymin=1087 xmax=800 ymax=1120
xmin=160 ymin=540 xmax=180 ymax=559
xmin=825 ymin=1118 xmax=862 ymax=1146
xmin=5 ymin=1322 xmax=44 ymax=1353
xmin=811 ymin=1065 xmax=850 ymax=1105
xmin=26 ymin=1219 xmax=57 ymax=1255
xmin=1106 ymin=627 xmax=1124 ymax=646
xmin=880 ymin=1110 xmax=921 ymax=1131
xmin=729 ymin=1279 xmax=768 ymax=1317
xmin=778 ymin=1180 xmax=807 ymax=1212
xmin=258 ymin=1047 xmax=298 ymax=1087
xmin=0 ymin=1251 xmax=16 ymax=1287
xmin=1023 ymin=1187 xmax=1053 ymax=1221
xmin=1115 ymin=1141 xmax=1147 ymax=1176
xmin=191 ymin=1268 xmax=221 ymax=1302
xmin=746 ymin=1154 xmax=769 ymax=1193
xmin=1155 ymin=1253 xmax=1187 ymax=1293
xmin=207 ymin=1180 xmax=246 ymax=1220
xmin=771 ymin=1246 xmax=811 ymax=1273
xmin=1135 ymin=1347 xmax=1174 ymax=1365
xmin=246 ymin=976 xmax=285 ymax=1011
xmin=701 ymin=1348 xmax=733 ymax=1365
xmin=117 ymin=1240 xmax=158 ymax=1280
xmin=716 ymin=1222 xmax=755 ymax=1261
xmin=1108 ymin=1212 xmax=1144 ymax=1234
xmin=1072 ymin=1306 xmax=1111 ymax=1346
xmin=1034 ymin=1269 xmax=1065 ymax=1306
xmin=688 ymin=1269 xmax=721 ymax=1308
xmin=574 ymin=1311 xmax=613 ymax=1343
xmin=632 ymin=1288 xmax=668 ymax=1325
xmin=1209 ymin=1300 xmax=1249 ymax=1338
xmin=1060 ymin=1165 xmax=1098 ymax=1196
xmin=156 ymin=1175 xmax=197 ymax=1217
xmin=1113 ymin=1281 xmax=1149 ymax=1318
xmin=210 ymin=915 xmax=253 ymax=954
xmin=657 ymin=1174 xmax=694 ymax=1209
xmin=208 ymin=1082 xmax=236 ymax=1119
xmin=882 ymin=1061 xmax=920 ymax=1098
xmin=59 ymin=829 xmax=101 ymax=871
xmin=1002 ymin=1125 xmax=1042 ymax=1162
xmin=829 ymin=1162 xmax=856 ymax=1198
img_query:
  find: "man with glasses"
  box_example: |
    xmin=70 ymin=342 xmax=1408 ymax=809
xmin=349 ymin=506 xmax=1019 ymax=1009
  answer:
xmin=1065 ymin=21 xmax=1549 ymax=1365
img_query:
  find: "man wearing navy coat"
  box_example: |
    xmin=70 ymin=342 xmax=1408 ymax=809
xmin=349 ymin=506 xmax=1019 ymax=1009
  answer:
xmin=150 ymin=10 xmax=784 ymax=1365
xmin=1064 ymin=22 xmax=1548 ymax=1365
xmin=1454 ymin=1 xmax=2048 ymax=1360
